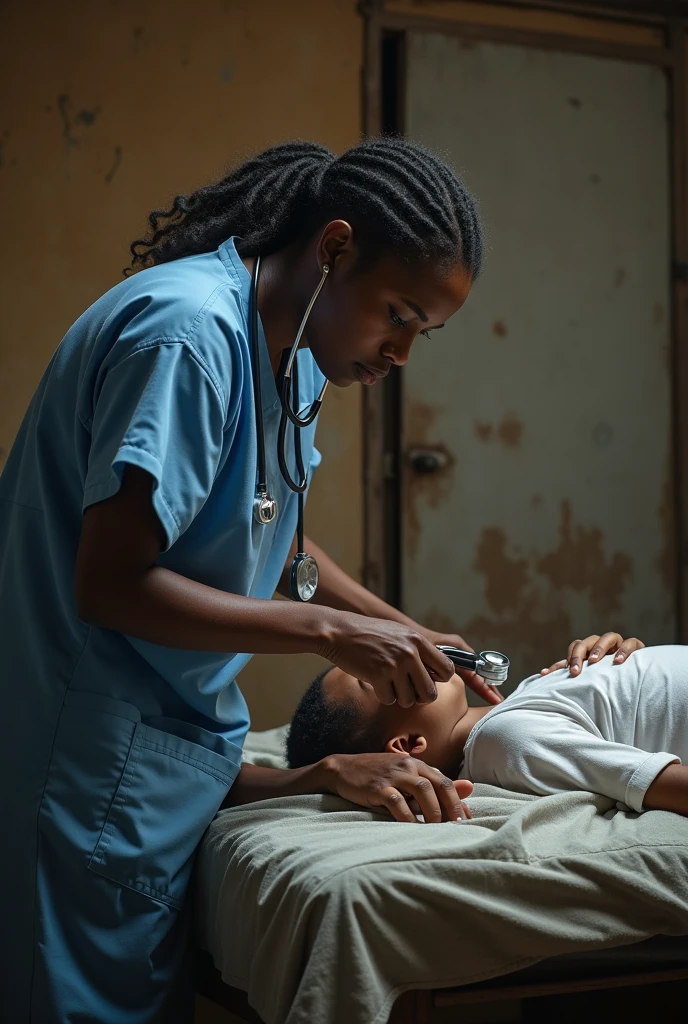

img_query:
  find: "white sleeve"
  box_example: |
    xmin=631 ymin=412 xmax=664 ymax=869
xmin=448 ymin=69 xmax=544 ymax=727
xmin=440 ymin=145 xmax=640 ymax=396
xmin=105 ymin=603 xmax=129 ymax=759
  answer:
xmin=465 ymin=710 xmax=680 ymax=813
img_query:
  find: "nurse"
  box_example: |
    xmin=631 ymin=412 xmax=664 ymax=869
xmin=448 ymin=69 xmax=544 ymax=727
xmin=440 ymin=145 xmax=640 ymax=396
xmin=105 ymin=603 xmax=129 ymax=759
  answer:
xmin=0 ymin=138 xmax=491 ymax=1022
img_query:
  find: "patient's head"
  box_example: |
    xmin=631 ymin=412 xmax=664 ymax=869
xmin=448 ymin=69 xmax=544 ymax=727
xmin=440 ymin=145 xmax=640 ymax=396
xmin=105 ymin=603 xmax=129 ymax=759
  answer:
xmin=286 ymin=665 xmax=472 ymax=777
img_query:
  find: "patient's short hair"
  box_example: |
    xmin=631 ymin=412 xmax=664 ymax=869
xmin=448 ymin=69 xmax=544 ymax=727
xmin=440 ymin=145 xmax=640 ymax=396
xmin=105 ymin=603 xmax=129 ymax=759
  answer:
xmin=286 ymin=667 xmax=384 ymax=769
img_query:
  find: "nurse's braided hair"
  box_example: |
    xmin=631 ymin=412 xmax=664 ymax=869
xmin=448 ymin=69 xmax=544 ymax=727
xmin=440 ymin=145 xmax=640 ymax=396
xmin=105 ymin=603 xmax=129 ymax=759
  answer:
xmin=126 ymin=138 xmax=483 ymax=276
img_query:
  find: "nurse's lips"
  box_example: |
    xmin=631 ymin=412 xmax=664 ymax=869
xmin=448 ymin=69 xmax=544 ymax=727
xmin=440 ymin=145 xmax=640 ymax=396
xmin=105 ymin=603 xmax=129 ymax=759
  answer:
xmin=353 ymin=362 xmax=389 ymax=385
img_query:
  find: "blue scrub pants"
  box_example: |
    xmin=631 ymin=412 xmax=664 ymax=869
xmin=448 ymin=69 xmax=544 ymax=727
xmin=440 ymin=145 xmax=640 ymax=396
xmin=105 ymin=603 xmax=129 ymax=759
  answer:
xmin=1 ymin=690 xmax=240 ymax=1022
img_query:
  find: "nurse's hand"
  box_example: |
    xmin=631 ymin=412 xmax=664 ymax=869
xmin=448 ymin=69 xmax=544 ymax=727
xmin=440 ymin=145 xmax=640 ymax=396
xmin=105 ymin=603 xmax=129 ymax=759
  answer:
xmin=321 ymin=614 xmax=456 ymax=707
xmin=321 ymin=752 xmax=473 ymax=823
xmin=419 ymin=627 xmax=504 ymax=705
xmin=540 ymin=632 xmax=646 ymax=676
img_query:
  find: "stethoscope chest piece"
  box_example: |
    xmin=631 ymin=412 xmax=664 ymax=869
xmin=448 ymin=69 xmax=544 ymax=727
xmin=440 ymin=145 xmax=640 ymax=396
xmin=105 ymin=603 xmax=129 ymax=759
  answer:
xmin=290 ymin=551 xmax=319 ymax=603
xmin=253 ymin=494 xmax=278 ymax=525
xmin=436 ymin=645 xmax=510 ymax=685
xmin=477 ymin=650 xmax=510 ymax=684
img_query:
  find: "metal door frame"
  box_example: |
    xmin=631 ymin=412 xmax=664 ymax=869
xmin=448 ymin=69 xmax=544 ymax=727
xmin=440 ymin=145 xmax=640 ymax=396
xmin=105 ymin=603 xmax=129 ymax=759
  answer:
xmin=360 ymin=0 xmax=688 ymax=644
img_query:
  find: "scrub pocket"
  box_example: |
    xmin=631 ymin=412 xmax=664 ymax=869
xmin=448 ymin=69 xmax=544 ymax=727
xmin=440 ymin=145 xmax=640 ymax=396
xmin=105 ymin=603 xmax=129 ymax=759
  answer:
xmin=51 ymin=690 xmax=241 ymax=910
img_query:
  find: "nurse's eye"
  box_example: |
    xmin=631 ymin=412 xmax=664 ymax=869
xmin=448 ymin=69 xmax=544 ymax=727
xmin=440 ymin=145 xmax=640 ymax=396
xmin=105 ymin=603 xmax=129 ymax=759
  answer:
xmin=420 ymin=324 xmax=444 ymax=340
xmin=389 ymin=305 xmax=408 ymax=328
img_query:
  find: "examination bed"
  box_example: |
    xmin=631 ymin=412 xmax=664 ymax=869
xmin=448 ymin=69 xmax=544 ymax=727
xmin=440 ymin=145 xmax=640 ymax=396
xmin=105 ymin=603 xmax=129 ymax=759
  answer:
xmin=194 ymin=727 xmax=688 ymax=1024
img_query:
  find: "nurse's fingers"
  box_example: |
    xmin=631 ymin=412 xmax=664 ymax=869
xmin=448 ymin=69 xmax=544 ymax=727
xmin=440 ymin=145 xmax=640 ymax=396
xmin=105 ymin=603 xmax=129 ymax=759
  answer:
xmin=454 ymin=779 xmax=473 ymax=817
xmin=409 ymin=776 xmax=444 ymax=822
xmin=365 ymin=760 xmax=469 ymax=823
xmin=379 ymin=786 xmax=418 ymax=823
xmin=387 ymin=650 xmax=436 ymax=708
xmin=460 ymin=669 xmax=504 ymax=705
xmin=412 ymin=768 xmax=469 ymax=822
xmin=391 ymin=671 xmax=420 ymax=709
xmin=406 ymin=779 xmax=472 ymax=819
xmin=369 ymin=677 xmax=398 ymax=706
xmin=368 ymin=638 xmax=449 ymax=708
xmin=418 ymin=637 xmax=456 ymax=685
xmin=370 ymin=669 xmax=426 ymax=709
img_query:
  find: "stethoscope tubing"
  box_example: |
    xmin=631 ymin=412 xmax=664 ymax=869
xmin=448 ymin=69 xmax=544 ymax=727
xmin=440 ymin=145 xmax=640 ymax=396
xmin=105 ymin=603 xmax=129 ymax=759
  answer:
xmin=253 ymin=255 xmax=328 ymax=494
xmin=277 ymin=357 xmax=308 ymax=495
xmin=280 ymin=262 xmax=329 ymax=429
xmin=250 ymin=254 xmax=330 ymax=572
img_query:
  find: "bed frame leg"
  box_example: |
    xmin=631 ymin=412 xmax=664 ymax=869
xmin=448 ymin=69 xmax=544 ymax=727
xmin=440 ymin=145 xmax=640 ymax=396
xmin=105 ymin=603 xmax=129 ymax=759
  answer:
xmin=388 ymin=989 xmax=433 ymax=1024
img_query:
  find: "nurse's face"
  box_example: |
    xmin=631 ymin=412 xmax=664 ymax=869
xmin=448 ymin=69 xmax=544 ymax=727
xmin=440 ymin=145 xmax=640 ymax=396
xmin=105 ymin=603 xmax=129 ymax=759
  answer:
xmin=304 ymin=222 xmax=474 ymax=388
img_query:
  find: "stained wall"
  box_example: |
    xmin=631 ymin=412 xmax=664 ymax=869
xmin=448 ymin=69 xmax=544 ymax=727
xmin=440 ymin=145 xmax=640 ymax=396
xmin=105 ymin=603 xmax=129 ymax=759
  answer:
xmin=402 ymin=30 xmax=676 ymax=689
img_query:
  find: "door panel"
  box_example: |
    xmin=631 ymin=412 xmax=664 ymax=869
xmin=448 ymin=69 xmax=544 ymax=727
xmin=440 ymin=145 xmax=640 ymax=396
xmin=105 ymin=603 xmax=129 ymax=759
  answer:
xmin=403 ymin=33 xmax=675 ymax=690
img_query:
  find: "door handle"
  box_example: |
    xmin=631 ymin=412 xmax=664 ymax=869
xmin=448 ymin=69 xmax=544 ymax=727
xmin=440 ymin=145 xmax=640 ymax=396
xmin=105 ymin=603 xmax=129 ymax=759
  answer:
xmin=407 ymin=447 xmax=450 ymax=474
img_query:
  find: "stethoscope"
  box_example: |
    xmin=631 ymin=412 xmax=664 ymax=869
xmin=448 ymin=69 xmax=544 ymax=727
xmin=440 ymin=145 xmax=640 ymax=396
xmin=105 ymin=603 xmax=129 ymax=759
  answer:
xmin=437 ymin=646 xmax=510 ymax=686
xmin=247 ymin=256 xmax=513 ymax=680
xmin=249 ymin=254 xmax=328 ymax=602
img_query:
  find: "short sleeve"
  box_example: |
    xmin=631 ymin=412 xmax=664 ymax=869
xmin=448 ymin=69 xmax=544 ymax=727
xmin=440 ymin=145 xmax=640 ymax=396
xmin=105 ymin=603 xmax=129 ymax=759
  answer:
xmin=466 ymin=709 xmax=680 ymax=813
xmin=83 ymin=342 xmax=227 ymax=550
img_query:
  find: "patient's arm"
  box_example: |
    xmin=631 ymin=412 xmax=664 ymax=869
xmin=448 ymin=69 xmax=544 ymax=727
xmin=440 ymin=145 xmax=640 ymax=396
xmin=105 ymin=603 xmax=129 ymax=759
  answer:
xmin=464 ymin=709 xmax=681 ymax=814
xmin=643 ymin=763 xmax=687 ymax=815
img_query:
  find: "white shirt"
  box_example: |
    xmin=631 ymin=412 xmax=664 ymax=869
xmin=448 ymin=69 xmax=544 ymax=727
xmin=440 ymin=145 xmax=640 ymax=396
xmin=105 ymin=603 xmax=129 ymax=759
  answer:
xmin=460 ymin=645 xmax=687 ymax=812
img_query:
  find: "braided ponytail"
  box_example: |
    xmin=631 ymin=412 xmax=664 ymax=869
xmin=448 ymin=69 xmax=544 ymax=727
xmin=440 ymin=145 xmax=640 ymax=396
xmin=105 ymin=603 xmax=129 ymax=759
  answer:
xmin=126 ymin=137 xmax=483 ymax=278
xmin=126 ymin=141 xmax=334 ymax=274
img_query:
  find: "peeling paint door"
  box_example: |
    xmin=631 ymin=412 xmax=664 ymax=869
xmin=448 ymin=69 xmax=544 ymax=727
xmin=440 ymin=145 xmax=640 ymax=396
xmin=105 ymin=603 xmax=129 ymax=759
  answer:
xmin=402 ymin=33 xmax=675 ymax=690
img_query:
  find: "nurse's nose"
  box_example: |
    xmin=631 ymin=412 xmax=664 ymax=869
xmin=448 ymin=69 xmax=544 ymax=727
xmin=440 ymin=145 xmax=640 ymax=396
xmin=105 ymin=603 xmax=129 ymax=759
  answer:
xmin=381 ymin=335 xmax=414 ymax=367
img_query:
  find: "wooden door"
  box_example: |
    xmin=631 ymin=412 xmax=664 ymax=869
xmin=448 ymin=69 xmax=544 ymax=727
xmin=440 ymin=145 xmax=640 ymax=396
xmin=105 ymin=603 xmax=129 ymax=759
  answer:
xmin=401 ymin=31 xmax=675 ymax=688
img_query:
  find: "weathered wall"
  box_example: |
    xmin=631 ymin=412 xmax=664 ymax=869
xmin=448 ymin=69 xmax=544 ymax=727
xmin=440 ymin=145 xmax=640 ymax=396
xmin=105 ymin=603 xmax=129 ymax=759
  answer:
xmin=0 ymin=0 xmax=363 ymax=728
xmin=403 ymin=31 xmax=676 ymax=688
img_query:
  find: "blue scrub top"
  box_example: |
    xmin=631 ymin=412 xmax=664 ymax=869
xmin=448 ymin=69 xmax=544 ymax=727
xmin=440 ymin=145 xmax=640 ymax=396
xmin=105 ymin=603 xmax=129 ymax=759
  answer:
xmin=0 ymin=237 xmax=323 ymax=748
xmin=0 ymin=236 xmax=326 ymax=1023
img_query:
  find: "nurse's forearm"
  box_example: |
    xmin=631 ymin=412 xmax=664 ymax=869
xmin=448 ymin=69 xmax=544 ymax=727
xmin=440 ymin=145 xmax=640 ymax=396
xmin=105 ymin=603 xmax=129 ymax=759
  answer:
xmin=79 ymin=562 xmax=340 ymax=654
xmin=280 ymin=534 xmax=420 ymax=628
xmin=76 ymin=466 xmax=342 ymax=655
xmin=221 ymin=760 xmax=335 ymax=808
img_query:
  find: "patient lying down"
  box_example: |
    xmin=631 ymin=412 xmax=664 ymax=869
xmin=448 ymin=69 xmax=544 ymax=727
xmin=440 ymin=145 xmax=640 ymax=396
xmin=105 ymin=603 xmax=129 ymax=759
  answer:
xmin=287 ymin=644 xmax=688 ymax=817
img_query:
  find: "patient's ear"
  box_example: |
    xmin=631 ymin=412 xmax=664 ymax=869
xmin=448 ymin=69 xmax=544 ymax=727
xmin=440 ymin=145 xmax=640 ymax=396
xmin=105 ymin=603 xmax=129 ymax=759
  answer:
xmin=386 ymin=734 xmax=428 ymax=757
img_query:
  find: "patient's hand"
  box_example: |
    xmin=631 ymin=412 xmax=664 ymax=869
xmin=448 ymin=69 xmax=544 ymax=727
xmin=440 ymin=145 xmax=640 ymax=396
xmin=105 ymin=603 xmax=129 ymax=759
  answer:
xmin=541 ymin=633 xmax=645 ymax=677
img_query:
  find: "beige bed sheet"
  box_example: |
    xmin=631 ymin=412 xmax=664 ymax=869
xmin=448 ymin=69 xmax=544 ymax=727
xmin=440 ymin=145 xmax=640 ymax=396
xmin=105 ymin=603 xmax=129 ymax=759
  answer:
xmin=195 ymin=727 xmax=688 ymax=1024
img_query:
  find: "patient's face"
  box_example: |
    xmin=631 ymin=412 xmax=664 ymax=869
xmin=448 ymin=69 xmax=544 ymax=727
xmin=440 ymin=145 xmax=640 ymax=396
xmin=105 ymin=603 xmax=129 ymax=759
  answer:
xmin=323 ymin=667 xmax=469 ymax=777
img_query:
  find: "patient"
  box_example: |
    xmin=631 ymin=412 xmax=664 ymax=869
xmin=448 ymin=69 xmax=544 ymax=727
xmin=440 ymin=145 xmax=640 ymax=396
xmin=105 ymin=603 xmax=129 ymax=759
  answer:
xmin=287 ymin=640 xmax=688 ymax=817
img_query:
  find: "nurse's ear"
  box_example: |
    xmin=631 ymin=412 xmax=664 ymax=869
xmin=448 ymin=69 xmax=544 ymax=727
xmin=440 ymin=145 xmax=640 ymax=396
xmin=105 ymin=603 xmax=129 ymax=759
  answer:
xmin=386 ymin=734 xmax=428 ymax=758
xmin=316 ymin=219 xmax=355 ymax=274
